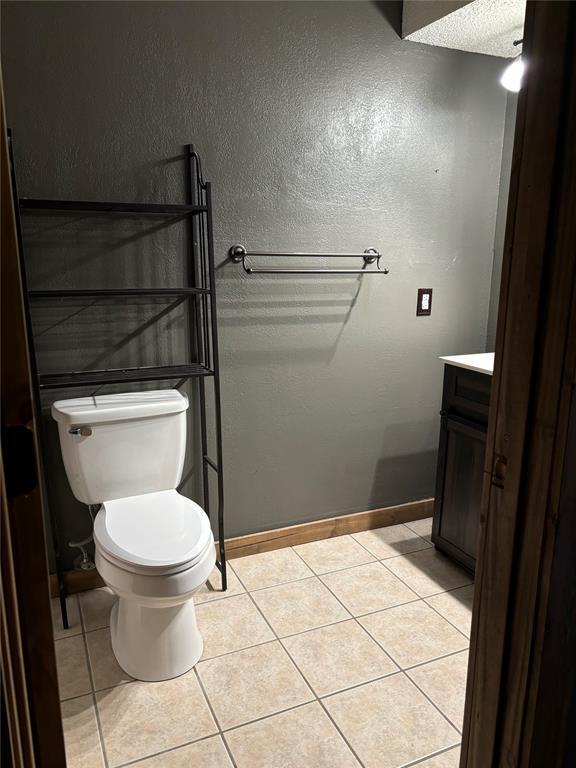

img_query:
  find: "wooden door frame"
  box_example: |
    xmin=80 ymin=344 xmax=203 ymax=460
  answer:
xmin=462 ymin=1 xmax=576 ymax=765
xmin=1 ymin=80 xmax=66 ymax=767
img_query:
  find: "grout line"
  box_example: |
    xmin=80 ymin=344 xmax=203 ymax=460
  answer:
xmin=314 ymin=668 xmax=402 ymax=700
xmin=82 ymin=624 xmax=113 ymax=636
xmin=398 ymin=742 xmax=462 ymax=768
xmin=79 ymin=627 xmax=110 ymax=768
xmin=413 ymin=579 xmax=474 ymax=600
xmin=64 ymin=522 xmax=469 ymax=768
xmin=115 ymin=732 xmax=229 ymax=768
xmin=218 ymin=732 xmax=238 ymax=768
xmin=378 ymin=554 xmax=473 ymax=601
xmin=290 ymin=545 xmax=469 ymax=740
xmin=77 ymin=592 xmax=88 ymax=634
xmin=219 ymin=700 xmax=313 ymax=736
xmin=315 ymin=697 xmax=366 ymax=767
xmin=423 ymin=596 xmax=472 ymax=640
xmin=374 ymin=558 xmax=472 ymax=639
xmin=402 ymin=668 xmax=464 ymax=735
xmin=193 ymin=667 xmax=223 ymax=731
xmin=357 ymin=604 xmax=469 ymax=670
xmin=70 ymin=541 xmax=469 ymax=622
xmin=233 ymin=568 xmax=366 ymax=767
xmin=193 ymin=668 xmax=239 ymax=768
xmin=229 ymin=533 xmax=432 ymax=586
xmin=349 ymin=524 xmax=434 ymax=559
xmin=403 ymin=647 xmax=469 ymax=674
xmin=289 ymin=547 xmax=405 ymax=667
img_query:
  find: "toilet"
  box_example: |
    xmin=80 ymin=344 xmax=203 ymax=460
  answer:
xmin=52 ymin=389 xmax=216 ymax=682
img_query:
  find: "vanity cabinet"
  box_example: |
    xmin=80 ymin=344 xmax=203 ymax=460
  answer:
xmin=432 ymin=364 xmax=492 ymax=572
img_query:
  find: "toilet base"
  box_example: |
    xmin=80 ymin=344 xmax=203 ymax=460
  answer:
xmin=110 ymin=597 xmax=203 ymax=682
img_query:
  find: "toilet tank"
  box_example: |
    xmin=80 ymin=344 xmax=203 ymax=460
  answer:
xmin=52 ymin=390 xmax=189 ymax=505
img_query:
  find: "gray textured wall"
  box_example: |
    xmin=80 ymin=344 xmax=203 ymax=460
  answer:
xmin=486 ymin=92 xmax=518 ymax=350
xmin=2 ymin=1 xmax=507 ymax=569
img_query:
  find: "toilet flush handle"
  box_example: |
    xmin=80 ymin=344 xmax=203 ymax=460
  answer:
xmin=69 ymin=426 xmax=92 ymax=437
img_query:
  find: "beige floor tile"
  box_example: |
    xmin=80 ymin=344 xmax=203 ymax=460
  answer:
xmin=85 ymin=628 xmax=132 ymax=691
xmin=226 ymin=702 xmax=360 ymax=768
xmin=324 ymin=674 xmax=459 ymax=768
xmin=283 ymin=619 xmax=397 ymax=696
xmin=61 ymin=694 xmax=105 ymax=768
xmin=52 ymin=595 xmax=82 ymax=639
xmin=251 ymin=577 xmax=350 ymax=637
xmin=293 ymin=535 xmax=375 ymax=575
xmin=79 ymin=588 xmax=116 ymax=632
xmin=55 ymin=635 xmax=92 ymax=700
xmin=196 ymin=593 xmax=274 ymax=659
xmin=352 ymin=523 xmax=432 ymax=560
xmin=417 ymin=746 xmax=461 ymax=767
xmin=132 ymin=736 xmax=234 ymax=767
xmin=96 ymin=672 xmax=217 ymax=766
xmin=407 ymin=650 xmax=469 ymax=731
xmin=194 ymin=564 xmax=246 ymax=604
xmin=359 ymin=601 xmax=468 ymax=668
xmin=198 ymin=640 xmax=313 ymax=729
xmin=320 ymin=562 xmax=418 ymax=616
xmin=383 ymin=549 xmax=473 ymax=598
xmin=230 ymin=548 xmax=313 ymax=591
xmin=426 ymin=584 xmax=474 ymax=637
xmin=404 ymin=517 xmax=434 ymax=542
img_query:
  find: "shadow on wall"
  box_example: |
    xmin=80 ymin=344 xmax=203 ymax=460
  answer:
xmin=370 ymin=450 xmax=438 ymax=508
xmin=217 ymin=266 xmax=370 ymax=366
xmin=372 ymin=1 xmax=403 ymax=37
xmin=370 ymin=422 xmax=438 ymax=508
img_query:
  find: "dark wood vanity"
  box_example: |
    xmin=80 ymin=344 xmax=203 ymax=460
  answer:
xmin=432 ymin=355 xmax=493 ymax=572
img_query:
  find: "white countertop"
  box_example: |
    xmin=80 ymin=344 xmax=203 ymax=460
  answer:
xmin=439 ymin=352 xmax=494 ymax=376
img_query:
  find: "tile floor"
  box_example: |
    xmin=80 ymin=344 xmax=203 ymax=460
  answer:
xmin=52 ymin=517 xmax=473 ymax=768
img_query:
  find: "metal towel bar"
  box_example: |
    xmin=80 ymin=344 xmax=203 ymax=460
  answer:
xmin=228 ymin=244 xmax=389 ymax=275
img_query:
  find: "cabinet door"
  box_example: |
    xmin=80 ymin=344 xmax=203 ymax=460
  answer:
xmin=433 ymin=415 xmax=487 ymax=570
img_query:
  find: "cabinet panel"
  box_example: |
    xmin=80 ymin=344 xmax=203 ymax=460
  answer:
xmin=433 ymin=365 xmax=491 ymax=573
xmin=436 ymin=417 xmax=486 ymax=567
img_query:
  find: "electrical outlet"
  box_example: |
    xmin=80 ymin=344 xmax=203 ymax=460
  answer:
xmin=417 ymin=288 xmax=433 ymax=316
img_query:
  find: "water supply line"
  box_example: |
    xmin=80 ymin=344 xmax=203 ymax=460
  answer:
xmin=67 ymin=503 xmax=100 ymax=571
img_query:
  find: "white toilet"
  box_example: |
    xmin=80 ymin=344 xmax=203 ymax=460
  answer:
xmin=52 ymin=389 xmax=216 ymax=682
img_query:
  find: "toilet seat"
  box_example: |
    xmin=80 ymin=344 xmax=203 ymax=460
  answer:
xmin=94 ymin=490 xmax=213 ymax=575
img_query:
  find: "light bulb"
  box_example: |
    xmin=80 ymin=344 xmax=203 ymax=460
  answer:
xmin=500 ymin=57 xmax=525 ymax=92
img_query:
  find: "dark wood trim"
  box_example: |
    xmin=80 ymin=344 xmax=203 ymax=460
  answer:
xmin=1 ymin=459 xmax=35 ymax=768
xmin=49 ymin=497 xmax=433 ymax=595
xmin=1 ymin=81 xmax=66 ymax=767
xmin=462 ymin=2 xmax=576 ymax=766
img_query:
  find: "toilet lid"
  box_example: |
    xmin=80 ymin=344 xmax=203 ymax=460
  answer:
xmin=94 ymin=490 xmax=213 ymax=571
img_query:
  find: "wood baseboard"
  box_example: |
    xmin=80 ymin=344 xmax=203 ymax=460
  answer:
xmin=50 ymin=497 xmax=433 ymax=597
xmin=223 ymin=497 xmax=434 ymax=558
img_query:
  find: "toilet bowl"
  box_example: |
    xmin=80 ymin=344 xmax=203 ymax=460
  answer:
xmin=52 ymin=390 xmax=216 ymax=682
xmin=94 ymin=490 xmax=215 ymax=681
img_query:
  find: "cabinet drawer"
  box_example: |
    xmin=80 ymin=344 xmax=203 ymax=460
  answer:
xmin=444 ymin=365 xmax=491 ymax=421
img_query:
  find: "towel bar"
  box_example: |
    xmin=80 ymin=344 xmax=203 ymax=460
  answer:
xmin=228 ymin=244 xmax=390 ymax=275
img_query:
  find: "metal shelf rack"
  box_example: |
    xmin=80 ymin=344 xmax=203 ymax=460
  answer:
xmin=9 ymin=140 xmax=227 ymax=629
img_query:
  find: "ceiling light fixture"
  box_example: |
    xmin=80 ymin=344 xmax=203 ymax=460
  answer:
xmin=501 ymin=38 xmax=525 ymax=92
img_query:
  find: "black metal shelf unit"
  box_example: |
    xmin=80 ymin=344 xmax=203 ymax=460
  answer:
xmin=9 ymin=141 xmax=227 ymax=629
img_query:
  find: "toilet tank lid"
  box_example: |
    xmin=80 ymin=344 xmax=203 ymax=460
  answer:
xmin=51 ymin=390 xmax=189 ymax=426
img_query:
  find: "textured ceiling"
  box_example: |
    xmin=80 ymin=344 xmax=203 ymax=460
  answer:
xmin=403 ymin=0 xmax=526 ymax=59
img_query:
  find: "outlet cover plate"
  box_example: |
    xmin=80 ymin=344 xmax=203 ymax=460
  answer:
xmin=417 ymin=288 xmax=433 ymax=316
